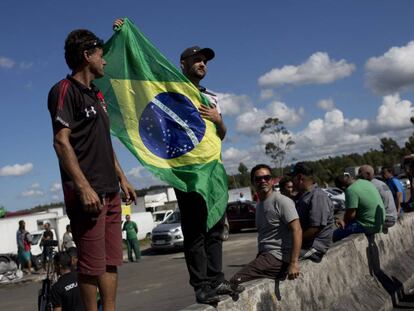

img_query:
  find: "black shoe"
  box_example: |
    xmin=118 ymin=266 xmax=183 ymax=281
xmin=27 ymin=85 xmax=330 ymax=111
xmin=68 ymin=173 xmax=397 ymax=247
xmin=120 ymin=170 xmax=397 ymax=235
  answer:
xmin=213 ymin=280 xmax=245 ymax=295
xmin=195 ymin=285 xmax=220 ymax=304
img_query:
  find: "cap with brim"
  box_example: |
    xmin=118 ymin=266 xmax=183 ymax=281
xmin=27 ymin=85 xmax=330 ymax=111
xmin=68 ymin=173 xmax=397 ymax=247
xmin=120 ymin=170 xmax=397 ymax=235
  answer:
xmin=180 ymin=46 xmax=215 ymax=61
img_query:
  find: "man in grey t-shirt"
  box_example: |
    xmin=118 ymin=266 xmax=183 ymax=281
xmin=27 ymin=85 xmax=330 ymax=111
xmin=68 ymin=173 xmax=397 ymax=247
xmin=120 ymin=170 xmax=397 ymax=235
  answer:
xmin=358 ymin=165 xmax=397 ymax=228
xmin=291 ymin=162 xmax=334 ymax=263
xmin=230 ymin=164 xmax=302 ymax=285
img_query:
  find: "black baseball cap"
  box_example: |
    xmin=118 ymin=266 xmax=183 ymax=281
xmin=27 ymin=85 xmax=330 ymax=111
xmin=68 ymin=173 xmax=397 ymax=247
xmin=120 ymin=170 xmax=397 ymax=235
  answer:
xmin=180 ymin=46 xmax=215 ymax=61
xmin=289 ymin=162 xmax=313 ymax=176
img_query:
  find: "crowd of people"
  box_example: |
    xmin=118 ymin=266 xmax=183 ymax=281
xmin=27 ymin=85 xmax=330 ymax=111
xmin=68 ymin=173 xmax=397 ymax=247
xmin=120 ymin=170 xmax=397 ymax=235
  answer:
xmin=14 ymin=16 xmax=407 ymax=310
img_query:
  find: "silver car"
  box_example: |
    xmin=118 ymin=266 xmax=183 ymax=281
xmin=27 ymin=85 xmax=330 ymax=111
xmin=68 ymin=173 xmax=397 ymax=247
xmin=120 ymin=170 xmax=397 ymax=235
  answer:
xmin=151 ymin=210 xmax=184 ymax=251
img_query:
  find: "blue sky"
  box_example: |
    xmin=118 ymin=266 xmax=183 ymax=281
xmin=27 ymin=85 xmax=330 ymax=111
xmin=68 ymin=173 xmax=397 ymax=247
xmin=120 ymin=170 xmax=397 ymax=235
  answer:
xmin=2 ymin=0 xmax=414 ymax=211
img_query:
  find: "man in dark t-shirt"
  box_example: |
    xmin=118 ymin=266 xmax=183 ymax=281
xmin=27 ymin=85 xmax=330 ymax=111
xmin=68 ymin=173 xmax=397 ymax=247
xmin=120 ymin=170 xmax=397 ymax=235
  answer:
xmin=51 ymin=252 xmax=84 ymax=311
xmin=48 ymin=29 xmax=136 ymax=311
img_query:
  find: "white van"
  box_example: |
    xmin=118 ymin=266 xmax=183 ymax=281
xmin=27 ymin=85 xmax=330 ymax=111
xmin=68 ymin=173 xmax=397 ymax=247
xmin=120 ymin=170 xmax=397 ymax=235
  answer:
xmin=152 ymin=210 xmax=174 ymax=226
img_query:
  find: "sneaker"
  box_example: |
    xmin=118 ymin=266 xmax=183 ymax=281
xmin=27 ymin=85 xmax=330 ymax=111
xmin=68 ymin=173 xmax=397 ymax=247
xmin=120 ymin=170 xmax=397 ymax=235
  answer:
xmin=213 ymin=280 xmax=245 ymax=295
xmin=195 ymin=285 xmax=220 ymax=304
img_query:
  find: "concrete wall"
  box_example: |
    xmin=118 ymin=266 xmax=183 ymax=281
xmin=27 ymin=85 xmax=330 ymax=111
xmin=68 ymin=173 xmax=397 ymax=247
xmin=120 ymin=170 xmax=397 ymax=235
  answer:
xmin=180 ymin=212 xmax=414 ymax=311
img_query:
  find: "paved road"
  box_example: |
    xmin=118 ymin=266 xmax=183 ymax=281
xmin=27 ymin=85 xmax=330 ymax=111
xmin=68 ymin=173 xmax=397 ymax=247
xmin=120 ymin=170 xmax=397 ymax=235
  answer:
xmin=0 ymin=231 xmax=257 ymax=311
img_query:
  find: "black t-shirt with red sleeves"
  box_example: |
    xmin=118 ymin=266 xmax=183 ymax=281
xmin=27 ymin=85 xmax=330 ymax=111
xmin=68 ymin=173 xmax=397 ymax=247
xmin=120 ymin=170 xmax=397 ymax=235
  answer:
xmin=48 ymin=75 xmax=119 ymax=195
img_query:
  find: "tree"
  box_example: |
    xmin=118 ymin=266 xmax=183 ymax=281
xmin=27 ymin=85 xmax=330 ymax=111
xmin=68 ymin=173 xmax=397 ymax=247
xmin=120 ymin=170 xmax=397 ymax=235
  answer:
xmin=238 ymin=163 xmax=249 ymax=175
xmin=260 ymin=118 xmax=295 ymax=173
xmin=380 ymin=137 xmax=402 ymax=165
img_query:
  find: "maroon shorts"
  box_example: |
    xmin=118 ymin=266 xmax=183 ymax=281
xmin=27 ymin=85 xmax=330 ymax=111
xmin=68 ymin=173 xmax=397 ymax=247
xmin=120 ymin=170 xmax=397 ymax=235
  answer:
xmin=64 ymin=186 xmax=123 ymax=276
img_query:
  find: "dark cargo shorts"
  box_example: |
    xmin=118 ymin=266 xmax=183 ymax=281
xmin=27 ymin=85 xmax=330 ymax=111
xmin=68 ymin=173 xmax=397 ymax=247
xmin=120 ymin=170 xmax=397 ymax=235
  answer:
xmin=64 ymin=186 xmax=122 ymax=276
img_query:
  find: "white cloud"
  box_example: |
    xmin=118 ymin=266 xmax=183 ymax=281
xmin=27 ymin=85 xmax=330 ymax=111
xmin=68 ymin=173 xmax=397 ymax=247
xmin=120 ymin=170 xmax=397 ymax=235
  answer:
xmin=260 ymin=89 xmax=274 ymax=100
xmin=31 ymin=183 xmax=41 ymax=189
xmin=127 ymin=167 xmax=145 ymax=179
xmin=50 ymin=183 xmax=62 ymax=193
xmin=235 ymin=101 xmax=303 ymax=135
xmin=258 ymin=52 xmax=355 ymax=88
xmin=21 ymin=189 xmax=44 ymax=197
xmin=375 ymin=93 xmax=414 ymax=131
xmin=0 ymin=56 xmax=15 ymax=69
xmin=222 ymin=147 xmax=253 ymax=174
xmin=317 ymin=98 xmax=335 ymax=111
xmin=216 ymin=92 xmax=253 ymax=116
xmin=0 ymin=163 xmax=33 ymax=176
xmin=235 ymin=108 xmax=266 ymax=135
xmin=366 ymin=41 xmax=414 ymax=94
xmin=267 ymin=101 xmax=304 ymax=126
xmin=289 ymin=95 xmax=414 ymax=162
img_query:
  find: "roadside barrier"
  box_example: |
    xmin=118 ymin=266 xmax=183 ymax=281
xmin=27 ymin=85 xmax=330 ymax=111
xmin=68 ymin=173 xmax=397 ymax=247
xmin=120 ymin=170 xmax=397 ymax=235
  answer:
xmin=180 ymin=212 xmax=414 ymax=311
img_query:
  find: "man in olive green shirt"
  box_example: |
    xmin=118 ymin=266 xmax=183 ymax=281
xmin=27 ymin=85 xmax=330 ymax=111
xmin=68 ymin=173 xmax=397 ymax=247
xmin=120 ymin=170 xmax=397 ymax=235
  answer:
xmin=333 ymin=175 xmax=385 ymax=242
xmin=122 ymin=215 xmax=141 ymax=262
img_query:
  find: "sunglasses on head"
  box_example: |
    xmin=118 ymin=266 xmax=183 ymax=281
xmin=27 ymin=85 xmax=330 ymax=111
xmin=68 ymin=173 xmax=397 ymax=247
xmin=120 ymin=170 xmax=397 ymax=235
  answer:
xmin=83 ymin=38 xmax=104 ymax=51
xmin=254 ymin=175 xmax=272 ymax=183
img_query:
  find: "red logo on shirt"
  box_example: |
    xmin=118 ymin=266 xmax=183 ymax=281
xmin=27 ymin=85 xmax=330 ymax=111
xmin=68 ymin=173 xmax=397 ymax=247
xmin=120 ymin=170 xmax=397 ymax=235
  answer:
xmin=96 ymin=91 xmax=108 ymax=113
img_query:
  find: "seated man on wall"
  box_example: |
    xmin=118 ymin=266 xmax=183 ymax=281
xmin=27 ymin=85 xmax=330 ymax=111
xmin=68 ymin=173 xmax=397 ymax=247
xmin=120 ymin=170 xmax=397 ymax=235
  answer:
xmin=334 ymin=174 xmax=385 ymax=242
xmin=291 ymin=162 xmax=334 ymax=263
xmin=358 ymin=165 xmax=397 ymax=230
xmin=382 ymin=166 xmax=405 ymax=216
xmin=230 ymin=164 xmax=302 ymax=285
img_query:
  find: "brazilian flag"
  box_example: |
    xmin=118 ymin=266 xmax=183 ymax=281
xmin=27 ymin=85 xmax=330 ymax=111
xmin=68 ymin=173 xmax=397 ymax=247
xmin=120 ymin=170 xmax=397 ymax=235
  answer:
xmin=96 ymin=18 xmax=228 ymax=230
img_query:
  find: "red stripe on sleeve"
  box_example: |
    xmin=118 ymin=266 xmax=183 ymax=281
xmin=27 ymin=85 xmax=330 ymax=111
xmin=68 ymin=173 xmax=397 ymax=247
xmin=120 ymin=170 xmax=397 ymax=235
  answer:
xmin=58 ymin=79 xmax=70 ymax=110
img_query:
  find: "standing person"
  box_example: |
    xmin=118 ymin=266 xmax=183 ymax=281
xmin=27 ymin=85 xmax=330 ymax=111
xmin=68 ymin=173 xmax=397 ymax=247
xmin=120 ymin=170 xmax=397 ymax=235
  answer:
xmin=41 ymin=223 xmax=55 ymax=273
xmin=334 ymin=174 xmax=385 ymax=242
xmin=62 ymin=225 xmax=75 ymax=251
xmin=230 ymin=164 xmax=302 ymax=285
xmin=48 ymin=29 xmax=136 ymax=311
xmin=279 ymin=176 xmax=295 ymax=199
xmin=173 ymin=45 xmax=246 ymax=304
xmin=358 ymin=165 xmax=397 ymax=229
xmin=291 ymin=162 xmax=334 ymax=263
xmin=122 ymin=215 xmax=141 ymax=262
xmin=112 ymin=19 xmax=239 ymax=303
xmin=382 ymin=166 xmax=405 ymax=215
xmin=16 ymin=220 xmax=32 ymax=275
xmin=50 ymin=252 xmax=84 ymax=311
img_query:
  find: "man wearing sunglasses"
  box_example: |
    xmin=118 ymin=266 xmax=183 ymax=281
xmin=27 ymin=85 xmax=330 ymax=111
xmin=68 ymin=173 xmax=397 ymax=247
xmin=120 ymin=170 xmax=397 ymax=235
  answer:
xmin=230 ymin=164 xmax=302 ymax=285
xmin=48 ymin=29 xmax=136 ymax=311
xmin=291 ymin=162 xmax=334 ymax=263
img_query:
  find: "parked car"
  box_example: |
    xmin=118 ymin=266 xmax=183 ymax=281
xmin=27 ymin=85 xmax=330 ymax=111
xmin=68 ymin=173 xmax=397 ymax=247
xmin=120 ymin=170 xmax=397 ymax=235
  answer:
xmin=321 ymin=187 xmax=346 ymax=214
xmin=151 ymin=210 xmax=183 ymax=251
xmin=151 ymin=208 xmax=230 ymax=252
xmin=226 ymin=201 xmax=256 ymax=232
xmin=152 ymin=209 xmax=174 ymax=226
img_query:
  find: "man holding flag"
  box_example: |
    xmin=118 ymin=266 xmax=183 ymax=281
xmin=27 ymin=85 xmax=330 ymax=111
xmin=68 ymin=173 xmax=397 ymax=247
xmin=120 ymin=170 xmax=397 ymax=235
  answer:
xmin=109 ymin=18 xmax=243 ymax=304
xmin=174 ymin=46 xmax=244 ymax=304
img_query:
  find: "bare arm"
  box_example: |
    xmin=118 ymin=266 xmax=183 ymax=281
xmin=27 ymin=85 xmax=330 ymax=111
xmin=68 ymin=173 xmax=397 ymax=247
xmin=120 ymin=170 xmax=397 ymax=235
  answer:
xmin=302 ymin=226 xmax=321 ymax=245
xmin=113 ymin=152 xmax=136 ymax=205
xmin=53 ymin=307 xmax=62 ymax=311
xmin=53 ymin=128 xmax=101 ymax=214
xmin=199 ymin=104 xmax=227 ymax=140
xmin=287 ymin=219 xmax=302 ymax=280
xmin=343 ymin=208 xmax=356 ymax=224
